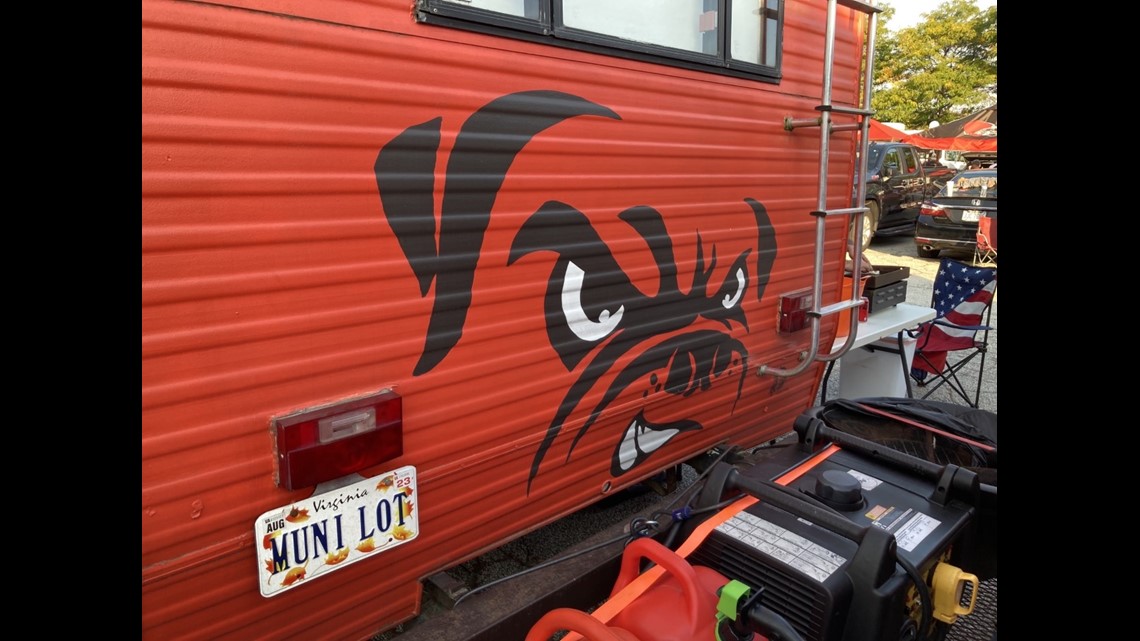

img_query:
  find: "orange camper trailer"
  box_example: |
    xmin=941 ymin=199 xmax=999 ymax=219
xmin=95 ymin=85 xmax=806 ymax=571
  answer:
xmin=142 ymin=1 xmax=882 ymax=639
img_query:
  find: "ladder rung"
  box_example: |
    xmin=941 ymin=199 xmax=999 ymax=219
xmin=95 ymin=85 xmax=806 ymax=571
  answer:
xmin=813 ymin=299 xmax=864 ymax=318
xmin=838 ymin=0 xmax=883 ymax=14
xmin=817 ymin=105 xmax=874 ymax=116
xmin=830 ymin=123 xmax=863 ymax=132
xmin=812 ymin=207 xmax=868 ymax=218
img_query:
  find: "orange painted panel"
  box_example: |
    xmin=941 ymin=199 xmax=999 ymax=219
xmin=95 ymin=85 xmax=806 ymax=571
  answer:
xmin=142 ymin=0 xmax=867 ymax=639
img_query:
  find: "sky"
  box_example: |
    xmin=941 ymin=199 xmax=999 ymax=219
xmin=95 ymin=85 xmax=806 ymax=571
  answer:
xmin=887 ymin=0 xmax=997 ymax=30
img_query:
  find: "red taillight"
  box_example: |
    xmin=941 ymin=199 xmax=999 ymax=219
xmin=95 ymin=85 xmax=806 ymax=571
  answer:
xmin=272 ymin=390 xmax=403 ymax=490
xmin=778 ymin=288 xmax=813 ymax=333
xmin=921 ymin=203 xmax=946 ymax=217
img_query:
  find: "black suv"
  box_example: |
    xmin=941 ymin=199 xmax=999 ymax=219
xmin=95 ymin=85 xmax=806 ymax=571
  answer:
xmin=851 ymin=142 xmax=942 ymax=251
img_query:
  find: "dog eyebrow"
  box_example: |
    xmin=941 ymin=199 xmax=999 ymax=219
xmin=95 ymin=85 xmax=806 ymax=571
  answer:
xmin=508 ymin=201 xmax=609 ymax=265
xmin=618 ymin=205 xmax=678 ymax=294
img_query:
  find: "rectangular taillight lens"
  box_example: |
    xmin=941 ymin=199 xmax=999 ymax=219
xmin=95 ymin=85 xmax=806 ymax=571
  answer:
xmin=272 ymin=390 xmax=403 ymax=490
xmin=778 ymin=288 xmax=813 ymax=333
xmin=921 ymin=203 xmax=946 ymax=217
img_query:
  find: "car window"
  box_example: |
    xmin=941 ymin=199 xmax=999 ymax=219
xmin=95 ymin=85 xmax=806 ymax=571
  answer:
xmin=865 ymin=145 xmax=882 ymax=172
xmin=883 ymin=149 xmax=900 ymax=174
xmin=903 ymin=148 xmax=919 ymax=175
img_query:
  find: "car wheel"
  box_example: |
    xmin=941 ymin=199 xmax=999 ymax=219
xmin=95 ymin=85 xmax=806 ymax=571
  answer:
xmin=849 ymin=201 xmax=879 ymax=252
xmin=916 ymin=244 xmax=939 ymax=258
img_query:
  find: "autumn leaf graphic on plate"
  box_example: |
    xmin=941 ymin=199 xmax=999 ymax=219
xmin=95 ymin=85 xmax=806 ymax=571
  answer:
xmin=325 ymin=548 xmax=350 ymax=566
xmin=265 ymin=558 xmax=276 ymax=579
xmin=376 ymin=475 xmax=395 ymax=491
xmin=280 ymin=563 xmax=308 ymax=587
xmin=357 ymin=537 xmax=377 ymax=554
xmin=402 ymin=486 xmax=414 ymax=497
xmin=392 ymin=524 xmax=415 ymax=541
xmin=285 ymin=507 xmax=310 ymax=523
xmin=262 ymin=530 xmax=281 ymax=549
xmin=401 ymin=498 xmax=415 ymax=519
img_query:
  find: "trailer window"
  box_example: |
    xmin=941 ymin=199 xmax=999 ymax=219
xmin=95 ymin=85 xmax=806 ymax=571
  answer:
xmin=731 ymin=0 xmax=780 ymax=67
xmin=422 ymin=0 xmax=785 ymax=81
xmin=562 ymin=1 xmax=713 ymax=55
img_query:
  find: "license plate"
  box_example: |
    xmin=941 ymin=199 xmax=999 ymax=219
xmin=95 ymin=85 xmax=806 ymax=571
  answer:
xmin=254 ymin=466 xmax=419 ymax=597
xmin=962 ymin=210 xmax=981 ymax=222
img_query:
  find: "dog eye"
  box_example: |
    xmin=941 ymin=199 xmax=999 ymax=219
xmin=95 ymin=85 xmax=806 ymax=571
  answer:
xmin=561 ymin=261 xmax=623 ymax=342
xmin=720 ymin=267 xmax=745 ymax=309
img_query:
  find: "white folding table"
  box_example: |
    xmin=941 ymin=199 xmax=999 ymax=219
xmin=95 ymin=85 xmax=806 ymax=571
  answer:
xmin=821 ymin=302 xmax=937 ymax=401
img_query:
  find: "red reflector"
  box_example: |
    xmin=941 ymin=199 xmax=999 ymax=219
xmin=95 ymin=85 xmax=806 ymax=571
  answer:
xmin=272 ymin=391 xmax=403 ymax=490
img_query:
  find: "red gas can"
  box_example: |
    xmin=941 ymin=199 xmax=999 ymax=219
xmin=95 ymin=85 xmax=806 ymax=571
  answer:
xmin=605 ymin=538 xmax=729 ymax=641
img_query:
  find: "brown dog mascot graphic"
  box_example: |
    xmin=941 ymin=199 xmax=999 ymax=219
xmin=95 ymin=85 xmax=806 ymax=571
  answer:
xmin=374 ymin=91 xmax=777 ymax=493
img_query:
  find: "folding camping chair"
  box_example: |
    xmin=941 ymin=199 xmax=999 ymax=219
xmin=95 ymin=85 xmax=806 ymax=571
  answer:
xmin=974 ymin=215 xmax=997 ymax=267
xmin=908 ymin=258 xmax=997 ymax=408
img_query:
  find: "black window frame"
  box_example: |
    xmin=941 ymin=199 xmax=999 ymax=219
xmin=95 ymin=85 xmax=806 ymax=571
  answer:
xmin=417 ymin=0 xmax=784 ymax=83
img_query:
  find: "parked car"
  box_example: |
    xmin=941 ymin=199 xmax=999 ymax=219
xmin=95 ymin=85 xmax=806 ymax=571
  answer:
xmin=852 ymin=142 xmax=937 ymax=252
xmin=914 ymin=168 xmax=997 ymax=259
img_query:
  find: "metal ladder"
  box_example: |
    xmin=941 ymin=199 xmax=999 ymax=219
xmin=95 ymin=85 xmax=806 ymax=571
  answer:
xmin=759 ymin=0 xmax=883 ymax=379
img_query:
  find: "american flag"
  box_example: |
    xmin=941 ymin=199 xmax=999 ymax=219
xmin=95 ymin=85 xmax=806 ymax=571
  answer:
xmin=911 ymin=260 xmax=997 ymax=377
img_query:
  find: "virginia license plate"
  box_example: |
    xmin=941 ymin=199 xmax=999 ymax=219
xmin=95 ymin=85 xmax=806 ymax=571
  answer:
xmin=254 ymin=466 xmax=419 ymax=597
xmin=962 ymin=210 xmax=981 ymax=222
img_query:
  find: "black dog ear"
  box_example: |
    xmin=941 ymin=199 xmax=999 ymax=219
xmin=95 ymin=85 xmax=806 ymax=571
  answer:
xmin=746 ymin=198 xmax=777 ymax=301
xmin=374 ymin=91 xmax=622 ymax=376
xmin=374 ymin=118 xmax=443 ymax=298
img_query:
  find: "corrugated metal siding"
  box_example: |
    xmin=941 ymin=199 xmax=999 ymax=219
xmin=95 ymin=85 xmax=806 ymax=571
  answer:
xmin=142 ymin=0 xmax=867 ymax=639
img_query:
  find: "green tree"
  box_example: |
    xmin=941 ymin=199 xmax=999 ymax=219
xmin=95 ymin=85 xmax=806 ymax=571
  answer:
xmin=870 ymin=0 xmax=997 ymax=129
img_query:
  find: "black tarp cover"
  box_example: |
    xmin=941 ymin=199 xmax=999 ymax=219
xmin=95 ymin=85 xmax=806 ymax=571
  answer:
xmin=814 ymin=397 xmax=997 ymax=483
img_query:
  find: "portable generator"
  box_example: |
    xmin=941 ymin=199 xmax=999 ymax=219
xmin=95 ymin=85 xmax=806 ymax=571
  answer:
xmin=530 ymin=403 xmax=996 ymax=641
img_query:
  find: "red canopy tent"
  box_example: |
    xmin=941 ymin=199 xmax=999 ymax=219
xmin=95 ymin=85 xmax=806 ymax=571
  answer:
xmin=908 ymin=105 xmax=997 ymax=152
xmin=867 ymin=118 xmax=912 ymax=141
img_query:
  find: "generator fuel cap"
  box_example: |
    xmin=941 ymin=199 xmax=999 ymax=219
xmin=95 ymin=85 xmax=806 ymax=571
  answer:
xmin=814 ymin=469 xmax=865 ymax=511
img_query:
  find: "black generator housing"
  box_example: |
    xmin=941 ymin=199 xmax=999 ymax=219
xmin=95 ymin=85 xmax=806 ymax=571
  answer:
xmin=684 ymin=415 xmax=989 ymax=641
